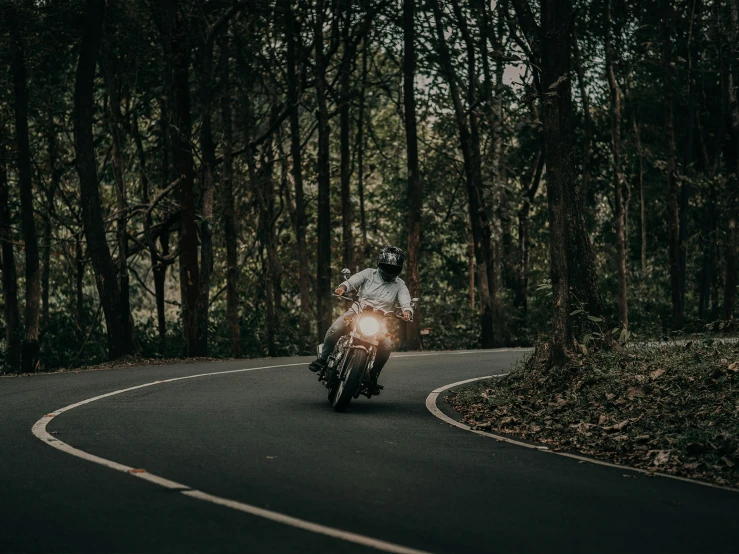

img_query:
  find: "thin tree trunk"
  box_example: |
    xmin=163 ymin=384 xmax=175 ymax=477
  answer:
xmin=662 ymin=0 xmax=684 ymax=330
xmin=404 ymin=0 xmax=422 ymax=350
xmin=634 ymin=120 xmax=647 ymax=274
xmin=74 ymin=0 xmax=135 ymax=360
xmin=700 ymin=188 xmax=716 ymax=319
xmin=164 ymin=0 xmax=200 ymax=354
xmin=0 ymin=125 xmax=21 ymax=371
xmin=315 ymin=0 xmax=333 ymax=339
xmin=468 ymin=227 xmax=475 ymax=310
xmin=219 ymin=32 xmax=241 ymax=357
xmin=283 ymin=0 xmax=312 ymax=347
xmin=516 ymin=150 xmax=544 ymax=312
xmin=572 ymin=25 xmax=593 ymax=210
xmin=41 ymin=117 xmax=60 ymax=331
xmin=11 ymin=26 xmax=41 ymax=371
xmin=357 ymin=37 xmax=369 ymax=264
xmin=131 ymin=110 xmax=167 ymax=356
xmin=339 ymin=0 xmax=354 ymax=272
xmin=74 ymin=235 xmax=85 ymax=347
xmin=606 ymin=0 xmax=628 ymax=328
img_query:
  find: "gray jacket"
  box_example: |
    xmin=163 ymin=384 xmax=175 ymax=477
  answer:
xmin=341 ymin=268 xmax=413 ymax=315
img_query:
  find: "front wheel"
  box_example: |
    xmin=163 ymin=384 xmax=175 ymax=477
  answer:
xmin=332 ymin=348 xmax=368 ymax=412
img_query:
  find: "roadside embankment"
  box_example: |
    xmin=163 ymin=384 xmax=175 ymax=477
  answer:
xmin=448 ymin=340 xmax=739 ymax=487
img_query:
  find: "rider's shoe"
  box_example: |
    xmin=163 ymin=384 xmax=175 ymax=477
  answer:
xmin=308 ymin=358 xmax=326 ymax=373
xmin=368 ymin=381 xmax=384 ymax=395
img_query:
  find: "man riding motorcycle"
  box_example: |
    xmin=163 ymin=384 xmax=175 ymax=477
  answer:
xmin=308 ymin=246 xmax=413 ymax=393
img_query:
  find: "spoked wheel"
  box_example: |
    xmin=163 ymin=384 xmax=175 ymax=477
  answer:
xmin=332 ymin=349 xmax=367 ymax=412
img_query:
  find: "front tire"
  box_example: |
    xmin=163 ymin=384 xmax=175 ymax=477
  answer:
xmin=332 ymin=348 xmax=368 ymax=412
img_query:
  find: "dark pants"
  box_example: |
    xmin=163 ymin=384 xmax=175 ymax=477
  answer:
xmin=320 ymin=311 xmax=392 ymax=377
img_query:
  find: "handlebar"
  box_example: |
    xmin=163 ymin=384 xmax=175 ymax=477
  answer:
xmin=332 ymin=293 xmax=413 ymax=322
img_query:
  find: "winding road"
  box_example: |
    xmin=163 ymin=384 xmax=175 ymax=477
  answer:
xmin=2 ymin=349 xmax=738 ymax=553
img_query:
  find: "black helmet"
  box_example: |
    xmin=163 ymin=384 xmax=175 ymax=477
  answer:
xmin=377 ymin=246 xmax=404 ymax=282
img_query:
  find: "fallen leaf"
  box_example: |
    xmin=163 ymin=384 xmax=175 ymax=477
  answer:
xmin=728 ymin=362 xmax=739 ymax=373
xmin=650 ymin=368 xmax=665 ymax=380
xmin=651 ymin=450 xmax=671 ymax=466
xmin=605 ymin=393 xmax=616 ymax=400
xmin=721 ymin=457 xmax=735 ymax=468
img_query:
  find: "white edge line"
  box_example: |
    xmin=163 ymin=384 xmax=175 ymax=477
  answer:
xmin=426 ymin=375 xmax=739 ymax=494
xmin=32 ymin=360 xmax=431 ymax=554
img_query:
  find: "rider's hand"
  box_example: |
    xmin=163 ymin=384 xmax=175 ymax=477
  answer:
xmin=403 ymin=310 xmax=411 ymax=321
xmin=335 ymin=285 xmax=347 ymax=296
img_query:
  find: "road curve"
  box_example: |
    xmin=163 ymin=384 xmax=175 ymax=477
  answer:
xmin=2 ymin=350 xmax=738 ymax=553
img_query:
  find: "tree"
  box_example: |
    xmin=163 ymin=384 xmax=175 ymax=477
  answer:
xmin=404 ymin=0 xmax=422 ymax=350
xmin=606 ymin=0 xmax=628 ymax=328
xmin=0 ymin=123 xmax=21 ymax=371
xmin=432 ymin=0 xmax=496 ymax=349
xmin=11 ymin=13 xmax=42 ymax=371
xmin=163 ymin=0 xmax=200 ymax=355
xmin=315 ymin=0 xmax=333 ymax=339
xmin=661 ymin=0 xmax=683 ymax=331
xmin=73 ymin=0 xmax=136 ymax=360
xmin=283 ymin=0 xmax=313 ymax=348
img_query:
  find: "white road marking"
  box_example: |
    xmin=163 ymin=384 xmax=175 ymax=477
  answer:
xmin=426 ymin=375 xmax=739 ymax=494
xmin=39 ymin=356 xmax=540 ymax=553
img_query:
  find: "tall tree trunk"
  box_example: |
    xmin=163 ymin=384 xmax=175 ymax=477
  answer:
xmin=102 ymin=66 xmax=132 ymax=344
xmin=680 ymin=0 xmax=703 ymax=309
xmin=404 ymin=0 xmax=422 ymax=350
xmin=606 ymin=0 xmax=628 ymax=328
xmin=74 ymin=0 xmax=135 ymax=360
xmin=540 ymin=0 xmax=576 ymax=363
xmin=432 ymin=0 xmax=495 ymax=348
xmin=662 ymin=0 xmax=683 ymax=330
xmin=219 ymin=33 xmax=241 ymax=357
xmin=339 ymin=0 xmax=354 ymax=271
xmin=283 ymin=0 xmax=312 ymax=348
xmin=164 ymin=0 xmax=200 ymax=354
xmin=721 ymin=0 xmax=739 ymax=320
xmin=315 ymin=0 xmax=333 ymax=339
xmin=11 ymin=26 xmax=41 ymax=371
xmin=0 ymin=125 xmax=21 ymax=372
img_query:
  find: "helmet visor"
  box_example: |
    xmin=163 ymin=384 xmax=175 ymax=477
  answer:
xmin=378 ymin=263 xmax=402 ymax=277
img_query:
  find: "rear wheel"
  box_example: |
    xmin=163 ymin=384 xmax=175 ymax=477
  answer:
xmin=332 ymin=349 xmax=368 ymax=412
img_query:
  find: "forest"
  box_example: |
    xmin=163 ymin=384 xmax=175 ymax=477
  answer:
xmin=0 ymin=0 xmax=737 ymax=373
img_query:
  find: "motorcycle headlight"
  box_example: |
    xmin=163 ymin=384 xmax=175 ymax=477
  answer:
xmin=358 ymin=316 xmax=380 ymax=336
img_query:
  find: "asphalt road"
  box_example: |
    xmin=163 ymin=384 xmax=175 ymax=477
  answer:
xmin=2 ymin=349 xmax=739 ymax=553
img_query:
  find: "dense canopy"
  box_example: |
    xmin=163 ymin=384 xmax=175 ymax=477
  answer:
xmin=0 ymin=0 xmax=737 ymax=372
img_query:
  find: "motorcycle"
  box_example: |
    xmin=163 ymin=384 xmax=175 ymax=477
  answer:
xmin=317 ymin=268 xmax=418 ymax=412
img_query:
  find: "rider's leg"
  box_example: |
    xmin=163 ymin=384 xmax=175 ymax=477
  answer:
xmin=370 ymin=336 xmax=392 ymax=384
xmin=309 ymin=311 xmax=352 ymax=372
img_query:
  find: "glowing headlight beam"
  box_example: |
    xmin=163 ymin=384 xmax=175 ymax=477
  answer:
xmin=358 ymin=317 xmax=380 ymax=336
